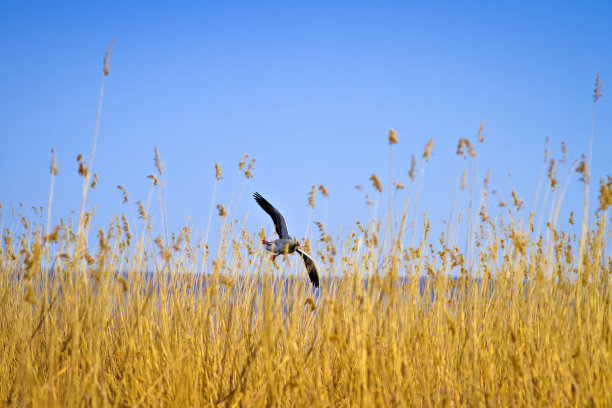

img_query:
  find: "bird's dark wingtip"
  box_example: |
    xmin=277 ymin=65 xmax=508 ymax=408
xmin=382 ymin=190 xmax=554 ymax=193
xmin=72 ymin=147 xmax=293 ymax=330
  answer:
xmin=310 ymin=273 xmax=320 ymax=288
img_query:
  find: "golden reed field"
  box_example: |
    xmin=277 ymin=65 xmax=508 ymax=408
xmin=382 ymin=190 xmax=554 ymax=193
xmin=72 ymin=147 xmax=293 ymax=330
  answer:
xmin=1 ymin=46 xmax=611 ymax=407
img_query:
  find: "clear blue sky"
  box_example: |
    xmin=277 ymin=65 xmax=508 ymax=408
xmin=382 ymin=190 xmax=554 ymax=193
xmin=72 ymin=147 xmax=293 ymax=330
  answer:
xmin=1 ymin=1 xmax=611 ymax=251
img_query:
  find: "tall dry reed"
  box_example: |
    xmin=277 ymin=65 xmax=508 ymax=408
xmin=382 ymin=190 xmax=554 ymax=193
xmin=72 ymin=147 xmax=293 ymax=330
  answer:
xmin=0 ymin=50 xmax=610 ymax=406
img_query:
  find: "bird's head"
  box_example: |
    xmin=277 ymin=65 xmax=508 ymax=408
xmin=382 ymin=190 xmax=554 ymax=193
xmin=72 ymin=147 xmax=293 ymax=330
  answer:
xmin=295 ymin=240 xmax=301 ymax=247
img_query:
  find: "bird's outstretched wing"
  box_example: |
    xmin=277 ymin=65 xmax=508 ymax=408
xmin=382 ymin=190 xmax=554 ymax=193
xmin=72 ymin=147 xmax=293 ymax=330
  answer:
xmin=296 ymin=248 xmax=320 ymax=288
xmin=254 ymin=192 xmax=290 ymax=239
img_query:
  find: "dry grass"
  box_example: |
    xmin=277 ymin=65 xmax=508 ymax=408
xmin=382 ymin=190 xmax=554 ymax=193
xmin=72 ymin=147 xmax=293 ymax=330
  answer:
xmin=0 ymin=52 xmax=610 ymax=406
xmin=2 ymin=170 xmax=611 ymax=407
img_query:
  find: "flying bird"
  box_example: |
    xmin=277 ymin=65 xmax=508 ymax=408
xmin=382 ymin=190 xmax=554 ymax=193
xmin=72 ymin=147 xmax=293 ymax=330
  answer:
xmin=254 ymin=192 xmax=320 ymax=288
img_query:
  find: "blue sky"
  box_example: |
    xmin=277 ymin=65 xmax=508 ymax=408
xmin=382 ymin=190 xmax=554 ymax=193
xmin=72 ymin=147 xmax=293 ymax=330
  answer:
xmin=1 ymin=1 xmax=611 ymax=251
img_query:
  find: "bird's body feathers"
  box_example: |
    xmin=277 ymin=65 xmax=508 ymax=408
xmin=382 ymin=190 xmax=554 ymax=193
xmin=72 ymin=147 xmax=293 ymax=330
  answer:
xmin=263 ymin=238 xmax=299 ymax=255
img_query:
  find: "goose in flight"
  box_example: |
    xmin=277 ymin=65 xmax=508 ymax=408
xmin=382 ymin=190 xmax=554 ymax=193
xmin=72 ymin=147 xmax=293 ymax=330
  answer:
xmin=254 ymin=192 xmax=320 ymax=288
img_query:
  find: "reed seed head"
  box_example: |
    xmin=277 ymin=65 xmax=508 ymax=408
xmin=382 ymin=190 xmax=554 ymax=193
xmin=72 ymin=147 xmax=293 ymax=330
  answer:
xmin=103 ymin=39 xmax=115 ymax=76
xmin=319 ymin=185 xmax=329 ymax=198
xmin=44 ymin=225 xmax=60 ymax=242
xmin=547 ymin=159 xmax=557 ymax=191
xmin=409 ymin=155 xmax=416 ymax=181
xmin=388 ymin=129 xmax=398 ymax=145
xmin=597 ymin=176 xmax=612 ymax=211
xmin=457 ymin=138 xmax=476 ymax=158
xmin=484 ymin=169 xmax=491 ymax=188
xmin=423 ymin=139 xmax=434 ymax=162
xmin=215 ymin=163 xmax=222 ymax=180
xmin=136 ymin=200 xmax=147 ymax=219
xmin=308 ymin=186 xmax=316 ymax=209
xmin=154 ymin=147 xmax=164 ymax=175
xmin=50 ymin=149 xmax=59 ymax=176
xmin=304 ymin=298 xmax=316 ymax=312
xmin=78 ymin=162 xmax=88 ymax=177
xmin=121 ymin=214 xmax=132 ymax=240
xmin=245 ymin=158 xmax=255 ymax=179
xmin=478 ymin=120 xmax=485 ymax=143
xmin=576 ymin=155 xmax=588 ymax=183
xmin=147 ymin=174 xmax=159 ymax=185
xmin=544 ymin=137 xmax=550 ymax=162
xmin=561 ymin=141 xmax=567 ymax=165
xmin=238 ymin=154 xmax=248 ymax=171
xmin=466 ymin=139 xmax=476 ymax=157
xmin=239 ymin=154 xmax=255 ymax=178
xmin=117 ymin=185 xmax=129 ymax=203
xmin=512 ymin=191 xmax=524 ymax=211
xmin=370 ymin=174 xmax=382 ymax=192
xmin=594 ymin=73 xmax=603 ymax=102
